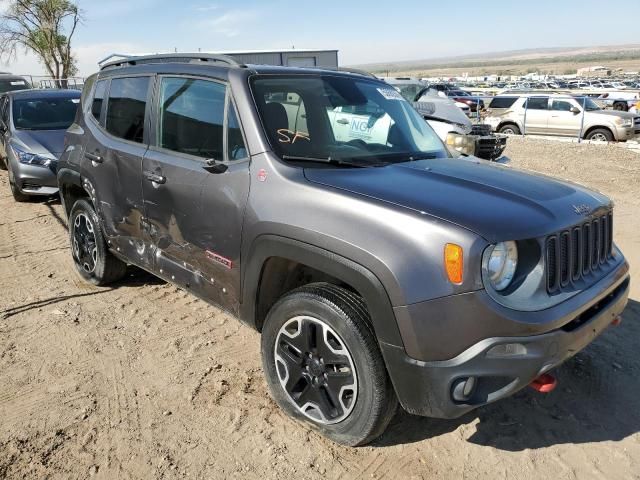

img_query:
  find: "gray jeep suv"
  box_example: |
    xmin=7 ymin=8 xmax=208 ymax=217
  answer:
xmin=57 ymin=54 xmax=630 ymax=446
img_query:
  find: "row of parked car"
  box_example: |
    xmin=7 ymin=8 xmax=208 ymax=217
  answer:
xmin=437 ymin=78 xmax=640 ymax=90
xmin=485 ymin=93 xmax=640 ymax=141
xmin=0 ymin=55 xmax=630 ymax=448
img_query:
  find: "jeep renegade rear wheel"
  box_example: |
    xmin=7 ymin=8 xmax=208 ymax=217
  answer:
xmin=261 ymin=283 xmax=397 ymax=446
xmin=69 ymin=199 xmax=127 ymax=285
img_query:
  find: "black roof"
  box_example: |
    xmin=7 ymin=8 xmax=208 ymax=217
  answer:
xmin=7 ymin=88 xmax=81 ymax=99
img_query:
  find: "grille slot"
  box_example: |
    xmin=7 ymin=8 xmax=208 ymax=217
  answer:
xmin=546 ymin=211 xmax=614 ymax=293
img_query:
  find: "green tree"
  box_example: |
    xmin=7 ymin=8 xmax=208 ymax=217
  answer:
xmin=0 ymin=0 xmax=81 ymax=86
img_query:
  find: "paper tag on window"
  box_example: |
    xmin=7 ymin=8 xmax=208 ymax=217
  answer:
xmin=377 ymin=87 xmax=404 ymax=101
xmin=10 ymin=81 xmax=25 ymax=86
xmin=71 ymin=99 xmax=80 ymax=103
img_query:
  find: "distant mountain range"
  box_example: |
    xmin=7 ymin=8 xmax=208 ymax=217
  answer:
xmin=352 ymin=44 xmax=640 ymax=74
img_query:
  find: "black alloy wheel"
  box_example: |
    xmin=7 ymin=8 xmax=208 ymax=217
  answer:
xmin=72 ymin=212 xmax=98 ymax=274
xmin=275 ymin=315 xmax=357 ymax=424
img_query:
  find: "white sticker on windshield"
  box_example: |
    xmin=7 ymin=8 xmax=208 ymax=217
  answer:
xmin=10 ymin=81 xmax=25 ymax=86
xmin=71 ymin=98 xmax=80 ymax=103
xmin=377 ymin=87 xmax=404 ymax=101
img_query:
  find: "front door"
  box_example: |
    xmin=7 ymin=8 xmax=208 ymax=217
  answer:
xmin=547 ymin=98 xmax=582 ymax=137
xmin=81 ymin=75 xmax=152 ymax=265
xmin=142 ymin=76 xmax=250 ymax=312
xmin=521 ymin=96 xmax=549 ymax=134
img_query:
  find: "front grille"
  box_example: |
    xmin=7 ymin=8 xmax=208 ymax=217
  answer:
xmin=546 ymin=211 xmax=613 ymax=293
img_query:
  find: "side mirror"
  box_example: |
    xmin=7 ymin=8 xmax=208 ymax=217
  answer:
xmin=570 ymin=107 xmax=581 ymax=115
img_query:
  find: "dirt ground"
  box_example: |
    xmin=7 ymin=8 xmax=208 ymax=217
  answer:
xmin=1 ymin=138 xmax=639 ymax=480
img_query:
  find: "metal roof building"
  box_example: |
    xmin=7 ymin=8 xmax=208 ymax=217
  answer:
xmin=212 ymin=49 xmax=339 ymax=69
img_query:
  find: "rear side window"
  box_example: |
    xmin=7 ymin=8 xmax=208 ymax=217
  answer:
xmin=158 ymin=77 xmax=226 ymax=159
xmin=91 ymin=80 xmax=107 ymax=123
xmin=524 ymin=97 xmax=549 ymax=110
xmin=106 ymin=77 xmax=149 ymax=143
xmin=488 ymin=96 xmax=517 ymax=109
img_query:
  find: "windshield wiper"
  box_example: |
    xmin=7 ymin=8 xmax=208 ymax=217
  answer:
xmin=369 ymin=151 xmax=441 ymax=164
xmin=281 ymin=155 xmax=376 ymax=168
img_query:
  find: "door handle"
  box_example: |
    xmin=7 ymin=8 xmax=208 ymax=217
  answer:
xmin=84 ymin=151 xmax=103 ymax=163
xmin=143 ymin=171 xmax=166 ymax=184
xmin=336 ymin=118 xmax=349 ymax=125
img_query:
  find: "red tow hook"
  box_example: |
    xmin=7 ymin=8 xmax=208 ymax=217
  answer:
xmin=529 ymin=373 xmax=557 ymax=393
xmin=611 ymin=316 xmax=622 ymax=326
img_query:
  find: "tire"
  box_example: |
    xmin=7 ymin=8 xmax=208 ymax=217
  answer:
xmin=585 ymin=128 xmax=613 ymax=142
xmin=613 ymin=102 xmax=628 ymax=112
xmin=68 ymin=199 xmax=127 ymax=285
xmin=0 ymin=156 xmax=7 ymax=171
xmin=498 ymin=123 xmax=521 ymax=135
xmin=261 ymin=282 xmax=397 ymax=446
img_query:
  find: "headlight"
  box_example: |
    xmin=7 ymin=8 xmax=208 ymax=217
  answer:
xmin=484 ymin=241 xmax=518 ymax=291
xmin=445 ymin=132 xmax=475 ymax=156
xmin=614 ymin=117 xmax=633 ymax=127
xmin=11 ymin=145 xmax=54 ymax=167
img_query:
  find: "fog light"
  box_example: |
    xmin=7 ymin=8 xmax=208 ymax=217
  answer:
xmin=452 ymin=376 xmax=477 ymax=402
xmin=486 ymin=343 xmax=527 ymax=358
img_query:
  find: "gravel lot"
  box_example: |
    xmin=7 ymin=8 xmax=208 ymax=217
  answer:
xmin=0 ymin=137 xmax=639 ymax=480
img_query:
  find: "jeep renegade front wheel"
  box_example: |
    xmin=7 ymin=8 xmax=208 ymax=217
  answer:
xmin=69 ymin=199 xmax=127 ymax=286
xmin=261 ymin=283 xmax=397 ymax=446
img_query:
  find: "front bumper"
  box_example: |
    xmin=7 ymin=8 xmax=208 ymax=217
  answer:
xmin=12 ymin=160 xmax=59 ymax=196
xmin=614 ymin=126 xmax=637 ymax=141
xmin=381 ymin=263 xmax=630 ymax=419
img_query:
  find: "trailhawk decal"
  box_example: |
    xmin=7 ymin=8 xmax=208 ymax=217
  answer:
xmin=205 ymin=250 xmax=233 ymax=269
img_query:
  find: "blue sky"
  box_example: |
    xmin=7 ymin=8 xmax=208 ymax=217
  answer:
xmin=3 ymin=0 xmax=640 ymax=77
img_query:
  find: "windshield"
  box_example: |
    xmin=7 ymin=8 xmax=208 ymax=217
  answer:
xmin=12 ymin=96 xmax=79 ymax=130
xmin=0 ymin=78 xmax=31 ymax=93
xmin=251 ymin=75 xmax=448 ymax=166
xmin=389 ymin=83 xmax=425 ymax=102
xmin=574 ymin=97 xmax=601 ymax=111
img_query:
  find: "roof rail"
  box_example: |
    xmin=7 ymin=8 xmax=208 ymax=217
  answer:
xmin=337 ymin=67 xmax=378 ymax=79
xmin=99 ymin=53 xmax=245 ymax=71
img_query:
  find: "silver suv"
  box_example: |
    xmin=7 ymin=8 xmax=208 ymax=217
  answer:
xmin=485 ymin=94 xmax=640 ymax=141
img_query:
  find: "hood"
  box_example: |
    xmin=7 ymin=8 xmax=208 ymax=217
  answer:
xmin=590 ymin=110 xmax=637 ymax=120
xmin=415 ymin=96 xmax=472 ymax=131
xmin=304 ymin=157 xmax=611 ymax=242
xmin=12 ymin=129 xmax=66 ymax=159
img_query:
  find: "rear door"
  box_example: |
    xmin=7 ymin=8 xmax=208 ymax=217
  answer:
xmin=521 ymin=96 xmax=549 ymax=134
xmin=141 ymin=75 xmax=250 ymax=312
xmin=547 ymin=98 xmax=581 ymax=136
xmin=81 ymin=75 xmax=152 ymax=266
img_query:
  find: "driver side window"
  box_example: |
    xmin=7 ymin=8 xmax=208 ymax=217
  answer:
xmin=551 ymin=100 xmax=573 ymax=112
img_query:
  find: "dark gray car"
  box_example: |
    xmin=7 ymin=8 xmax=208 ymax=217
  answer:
xmin=56 ymin=54 xmax=630 ymax=446
xmin=0 ymin=89 xmax=81 ymax=201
